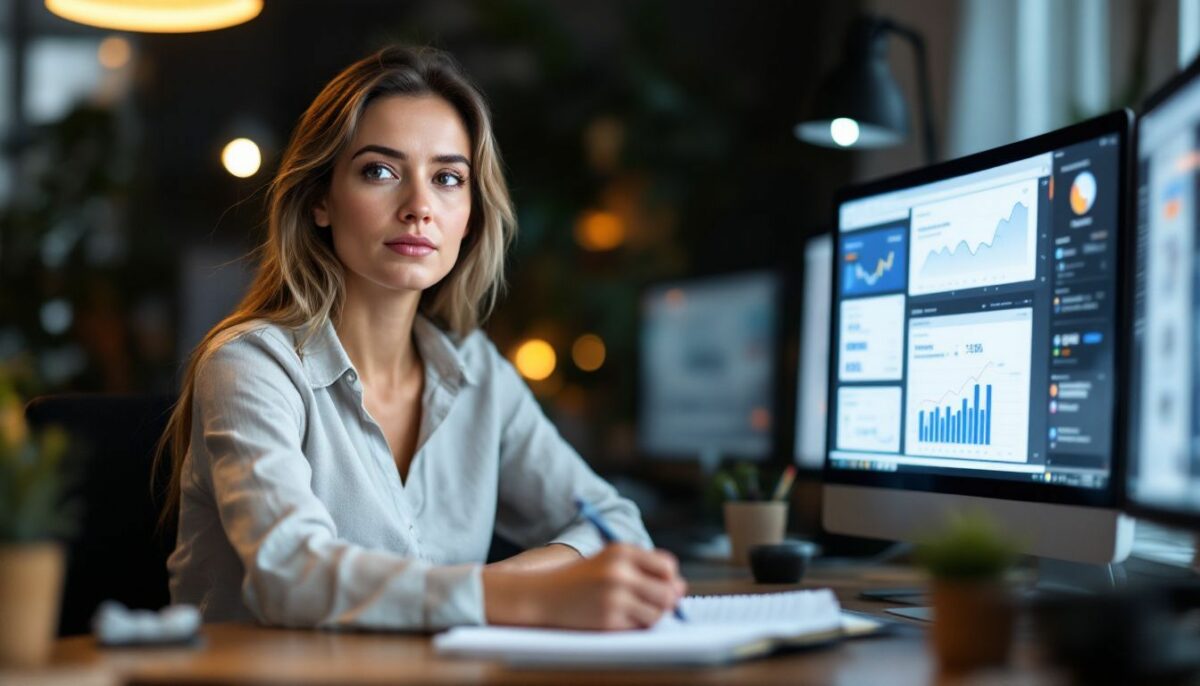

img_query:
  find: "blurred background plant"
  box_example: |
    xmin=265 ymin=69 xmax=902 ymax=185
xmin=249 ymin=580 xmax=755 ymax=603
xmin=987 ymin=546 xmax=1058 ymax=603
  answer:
xmin=708 ymin=461 xmax=793 ymax=505
xmin=0 ymin=366 xmax=76 ymax=542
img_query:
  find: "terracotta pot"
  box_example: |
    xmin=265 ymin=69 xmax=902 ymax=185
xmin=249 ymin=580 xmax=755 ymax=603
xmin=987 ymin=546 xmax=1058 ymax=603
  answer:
xmin=0 ymin=542 xmax=65 ymax=667
xmin=723 ymin=501 xmax=787 ymax=566
xmin=929 ymin=579 xmax=1014 ymax=674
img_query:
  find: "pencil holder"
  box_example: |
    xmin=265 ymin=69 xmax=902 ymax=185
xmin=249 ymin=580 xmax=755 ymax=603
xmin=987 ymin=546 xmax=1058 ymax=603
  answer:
xmin=723 ymin=501 xmax=787 ymax=567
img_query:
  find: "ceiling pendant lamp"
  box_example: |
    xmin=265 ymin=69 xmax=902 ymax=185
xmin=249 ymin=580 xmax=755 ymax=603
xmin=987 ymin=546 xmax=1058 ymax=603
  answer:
xmin=45 ymin=0 xmax=262 ymax=33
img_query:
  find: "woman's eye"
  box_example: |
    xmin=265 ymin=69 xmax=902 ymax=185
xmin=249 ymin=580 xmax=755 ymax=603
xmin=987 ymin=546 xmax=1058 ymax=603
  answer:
xmin=435 ymin=171 xmax=466 ymax=188
xmin=362 ymin=163 xmax=398 ymax=181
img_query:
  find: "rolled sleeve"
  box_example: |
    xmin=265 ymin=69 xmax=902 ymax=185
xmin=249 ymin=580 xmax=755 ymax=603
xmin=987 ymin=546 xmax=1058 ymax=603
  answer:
xmin=193 ymin=332 xmax=485 ymax=631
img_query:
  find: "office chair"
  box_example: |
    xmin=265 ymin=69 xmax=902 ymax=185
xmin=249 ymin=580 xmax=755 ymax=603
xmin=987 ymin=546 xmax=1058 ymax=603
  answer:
xmin=25 ymin=393 xmax=177 ymax=636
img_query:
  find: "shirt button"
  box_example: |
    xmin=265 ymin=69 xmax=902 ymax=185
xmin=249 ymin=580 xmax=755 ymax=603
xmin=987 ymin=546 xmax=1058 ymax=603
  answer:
xmin=346 ymin=370 xmax=357 ymax=382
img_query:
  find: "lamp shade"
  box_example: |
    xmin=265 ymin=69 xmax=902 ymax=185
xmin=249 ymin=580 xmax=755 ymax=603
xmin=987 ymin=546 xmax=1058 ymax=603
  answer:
xmin=45 ymin=0 xmax=262 ymax=33
xmin=795 ymin=19 xmax=911 ymax=150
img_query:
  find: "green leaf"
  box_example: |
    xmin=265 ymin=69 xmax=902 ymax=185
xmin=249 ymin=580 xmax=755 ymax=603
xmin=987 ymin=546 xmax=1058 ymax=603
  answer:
xmin=914 ymin=511 xmax=1019 ymax=581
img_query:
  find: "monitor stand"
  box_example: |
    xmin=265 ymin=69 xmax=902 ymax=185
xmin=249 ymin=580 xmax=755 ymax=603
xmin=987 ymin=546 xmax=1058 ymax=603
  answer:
xmin=881 ymin=557 xmax=1130 ymax=623
xmin=1034 ymin=557 xmax=1129 ymax=593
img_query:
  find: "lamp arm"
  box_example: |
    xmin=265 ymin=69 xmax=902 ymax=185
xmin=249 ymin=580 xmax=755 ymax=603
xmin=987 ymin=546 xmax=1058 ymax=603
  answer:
xmin=879 ymin=19 xmax=939 ymax=163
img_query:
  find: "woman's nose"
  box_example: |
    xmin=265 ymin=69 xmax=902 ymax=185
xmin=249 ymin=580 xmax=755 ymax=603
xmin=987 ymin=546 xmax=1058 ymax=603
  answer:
xmin=399 ymin=187 xmax=432 ymax=224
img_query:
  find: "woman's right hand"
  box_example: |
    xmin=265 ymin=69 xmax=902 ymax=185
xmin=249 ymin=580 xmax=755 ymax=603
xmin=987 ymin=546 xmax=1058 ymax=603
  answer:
xmin=481 ymin=543 xmax=687 ymax=630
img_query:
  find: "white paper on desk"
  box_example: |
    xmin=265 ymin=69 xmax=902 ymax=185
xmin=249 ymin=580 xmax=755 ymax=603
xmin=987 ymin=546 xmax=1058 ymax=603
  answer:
xmin=433 ymin=589 xmax=843 ymax=667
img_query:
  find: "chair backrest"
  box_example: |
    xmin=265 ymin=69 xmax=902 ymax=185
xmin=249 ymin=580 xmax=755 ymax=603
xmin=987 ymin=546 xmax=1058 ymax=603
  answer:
xmin=25 ymin=393 xmax=177 ymax=636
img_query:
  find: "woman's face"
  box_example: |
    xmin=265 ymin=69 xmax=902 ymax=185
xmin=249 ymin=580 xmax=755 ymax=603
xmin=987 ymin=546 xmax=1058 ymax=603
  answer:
xmin=314 ymin=94 xmax=473 ymax=298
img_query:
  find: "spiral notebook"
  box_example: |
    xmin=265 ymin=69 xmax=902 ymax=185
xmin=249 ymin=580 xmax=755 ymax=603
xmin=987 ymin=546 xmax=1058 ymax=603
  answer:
xmin=434 ymin=589 xmax=880 ymax=668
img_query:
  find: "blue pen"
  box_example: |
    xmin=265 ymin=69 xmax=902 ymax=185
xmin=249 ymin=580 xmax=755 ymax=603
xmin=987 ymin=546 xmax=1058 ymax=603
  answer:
xmin=574 ymin=496 xmax=687 ymax=622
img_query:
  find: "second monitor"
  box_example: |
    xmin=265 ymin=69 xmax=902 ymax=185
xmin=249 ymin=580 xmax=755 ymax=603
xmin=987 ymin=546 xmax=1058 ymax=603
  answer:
xmin=638 ymin=271 xmax=780 ymax=469
xmin=795 ymin=234 xmax=833 ymax=471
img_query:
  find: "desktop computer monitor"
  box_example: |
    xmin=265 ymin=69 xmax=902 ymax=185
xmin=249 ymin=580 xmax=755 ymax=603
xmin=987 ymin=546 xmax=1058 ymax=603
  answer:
xmin=823 ymin=111 xmax=1135 ymax=563
xmin=1126 ymin=58 xmax=1200 ymax=531
xmin=637 ymin=270 xmax=780 ymax=468
xmin=795 ymin=234 xmax=833 ymax=471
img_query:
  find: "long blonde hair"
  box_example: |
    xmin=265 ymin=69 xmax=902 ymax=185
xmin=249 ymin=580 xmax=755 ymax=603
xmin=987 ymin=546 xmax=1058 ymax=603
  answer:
xmin=154 ymin=46 xmax=516 ymax=528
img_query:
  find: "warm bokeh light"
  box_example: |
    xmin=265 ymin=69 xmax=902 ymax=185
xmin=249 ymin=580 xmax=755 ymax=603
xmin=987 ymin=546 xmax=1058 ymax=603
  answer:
xmin=221 ymin=138 xmax=261 ymax=178
xmin=830 ymin=117 xmax=861 ymax=147
xmin=574 ymin=210 xmax=625 ymax=251
xmin=571 ymin=334 xmax=606 ymax=372
xmin=750 ymin=407 xmax=772 ymax=431
xmin=46 ymin=0 xmax=262 ymax=33
xmin=514 ymin=339 xmax=557 ymax=381
xmin=97 ymin=36 xmax=132 ymax=69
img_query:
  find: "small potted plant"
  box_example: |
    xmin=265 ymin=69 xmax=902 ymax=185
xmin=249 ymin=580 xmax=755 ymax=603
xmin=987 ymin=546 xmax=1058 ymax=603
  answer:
xmin=713 ymin=464 xmax=794 ymax=566
xmin=0 ymin=375 xmax=73 ymax=667
xmin=915 ymin=512 xmax=1019 ymax=674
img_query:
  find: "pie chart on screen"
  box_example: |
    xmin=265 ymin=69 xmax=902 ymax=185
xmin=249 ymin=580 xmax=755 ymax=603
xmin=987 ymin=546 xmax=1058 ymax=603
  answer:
xmin=1070 ymin=171 xmax=1097 ymax=215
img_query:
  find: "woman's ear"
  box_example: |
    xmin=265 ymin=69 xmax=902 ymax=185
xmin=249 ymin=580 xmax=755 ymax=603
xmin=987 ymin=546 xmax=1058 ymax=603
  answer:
xmin=313 ymin=198 xmax=330 ymax=228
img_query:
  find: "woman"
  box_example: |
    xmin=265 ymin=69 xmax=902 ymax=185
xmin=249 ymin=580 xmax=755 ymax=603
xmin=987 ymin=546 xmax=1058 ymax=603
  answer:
xmin=156 ymin=46 xmax=686 ymax=631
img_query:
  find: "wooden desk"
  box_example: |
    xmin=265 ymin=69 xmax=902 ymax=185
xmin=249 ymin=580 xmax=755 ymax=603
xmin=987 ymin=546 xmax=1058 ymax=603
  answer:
xmin=25 ymin=564 xmax=948 ymax=686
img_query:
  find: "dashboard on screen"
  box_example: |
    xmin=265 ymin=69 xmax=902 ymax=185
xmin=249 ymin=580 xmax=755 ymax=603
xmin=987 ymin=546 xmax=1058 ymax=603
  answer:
xmin=828 ymin=126 xmax=1123 ymax=493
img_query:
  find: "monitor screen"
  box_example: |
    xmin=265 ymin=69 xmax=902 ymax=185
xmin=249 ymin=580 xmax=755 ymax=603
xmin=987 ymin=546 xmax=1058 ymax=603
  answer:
xmin=638 ymin=271 xmax=779 ymax=461
xmin=795 ymin=234 xmax=832 ymax=470
xmin=828 ymin=120 xmax=1125 ymax=495
xmin=1127 ymin=62 xmax=1200 ymax=526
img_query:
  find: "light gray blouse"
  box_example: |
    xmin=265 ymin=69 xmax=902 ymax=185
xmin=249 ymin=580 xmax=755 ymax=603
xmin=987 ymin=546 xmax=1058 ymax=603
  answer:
xmin=167 ymin=316 xmax=651 ymax=631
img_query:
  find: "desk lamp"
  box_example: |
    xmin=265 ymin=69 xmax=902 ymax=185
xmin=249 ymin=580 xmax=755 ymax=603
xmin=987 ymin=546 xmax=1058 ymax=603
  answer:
xmin=795 ymin=15 xmax=938 ymax=164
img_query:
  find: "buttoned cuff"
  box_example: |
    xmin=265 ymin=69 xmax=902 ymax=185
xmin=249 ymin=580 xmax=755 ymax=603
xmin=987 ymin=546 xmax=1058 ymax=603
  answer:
xmin=424 ymin=563 xmax=486 ymax=629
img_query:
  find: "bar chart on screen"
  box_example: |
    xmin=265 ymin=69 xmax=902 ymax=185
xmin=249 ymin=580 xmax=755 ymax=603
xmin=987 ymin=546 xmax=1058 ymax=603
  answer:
xmin=917 ymin=379 xmax=994 ymax=446
xmin=904 ymin=308 xmax=1033 ymax=462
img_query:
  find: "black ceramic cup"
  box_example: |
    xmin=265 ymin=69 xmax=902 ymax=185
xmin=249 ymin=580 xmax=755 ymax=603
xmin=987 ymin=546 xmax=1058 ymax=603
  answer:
xmin=748 ymin=541 xmax=816 ymax=584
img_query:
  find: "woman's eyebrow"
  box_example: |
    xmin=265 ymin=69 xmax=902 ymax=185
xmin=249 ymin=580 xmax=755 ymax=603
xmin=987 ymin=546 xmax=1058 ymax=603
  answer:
xmin=350 ymin=145 xmax=471 ymax=168
xmin=351 ymin=144 xmax=405 ymax=160
xmin=433 ymin=154 xmax=471 ymax=168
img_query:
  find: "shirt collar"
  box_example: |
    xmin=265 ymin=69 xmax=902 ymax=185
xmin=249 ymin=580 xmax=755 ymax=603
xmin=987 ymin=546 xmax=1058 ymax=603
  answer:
xmin=298 ymin=315 xmax=475 ymax=389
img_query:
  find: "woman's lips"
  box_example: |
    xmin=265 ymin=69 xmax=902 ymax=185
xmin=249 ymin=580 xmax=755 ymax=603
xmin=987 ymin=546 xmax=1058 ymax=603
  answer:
xmin=385 ymin=235 xmax=436 ymax=257
xmin=385 ymin=242 xmax=435 ymax=257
